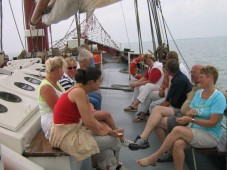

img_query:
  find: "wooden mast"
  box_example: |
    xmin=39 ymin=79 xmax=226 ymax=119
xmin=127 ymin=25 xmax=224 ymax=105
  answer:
xmin=23 ymin=0 xmax=49 ymax=53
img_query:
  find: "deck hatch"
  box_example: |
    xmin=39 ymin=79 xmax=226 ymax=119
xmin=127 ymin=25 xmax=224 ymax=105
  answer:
xmin=0 ymin=91 xmax=22 ymax=102
xmin=0 ymin=104 xmax=8 ymax=113
xmin=24 ymin=77 xmax=41 ymax=85
xmin=14 ymin=82 xmax=35 ymax=91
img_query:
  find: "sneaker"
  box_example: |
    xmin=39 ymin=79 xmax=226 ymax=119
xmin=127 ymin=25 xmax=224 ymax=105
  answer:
xmin=157 ymin=152 xmax=173 ymax=162
xmin=121 ymin=138 xmax=133 ymax=147
xmin=128 ymin=138 xmax=150 ymax=150
xmin=134 ymin=135 xmax=141 ymax=143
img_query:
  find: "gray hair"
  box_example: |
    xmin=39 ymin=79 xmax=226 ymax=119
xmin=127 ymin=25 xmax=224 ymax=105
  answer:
xmin=77 ymin=49 xmax=93 ymax=62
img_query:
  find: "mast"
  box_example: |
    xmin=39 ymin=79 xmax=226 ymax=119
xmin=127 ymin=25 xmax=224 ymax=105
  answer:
xmin=23 ymin=0 xmax=49 ymax=53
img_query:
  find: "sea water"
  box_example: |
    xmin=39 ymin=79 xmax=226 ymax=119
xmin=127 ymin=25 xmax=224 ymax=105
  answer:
xmin=122 ymin=36 xmax=227 ymax=90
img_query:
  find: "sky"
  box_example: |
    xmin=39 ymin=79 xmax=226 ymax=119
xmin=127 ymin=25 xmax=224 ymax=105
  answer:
xmin=1 ymin=0 xmax=227 ymax=56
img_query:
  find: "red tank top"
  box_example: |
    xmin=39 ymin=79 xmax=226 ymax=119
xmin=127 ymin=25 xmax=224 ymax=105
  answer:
xmin=53 ymin=87 xmax=81 ymax=124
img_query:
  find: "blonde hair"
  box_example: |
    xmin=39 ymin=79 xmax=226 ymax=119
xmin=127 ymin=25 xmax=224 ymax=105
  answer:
xmin=64 ymin=57 xmax=77 ymax=67
xmin=78 ymin=49 xmax=93 ymax=62
xmin=200 ymin=65 xmax=219 ymax=84
xmin=45 ymin=56 xmax=66 ymax=73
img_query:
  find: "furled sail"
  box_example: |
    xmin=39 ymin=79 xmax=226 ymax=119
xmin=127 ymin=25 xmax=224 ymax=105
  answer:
xmin=41 ymin=0 xmax=121 ymax=25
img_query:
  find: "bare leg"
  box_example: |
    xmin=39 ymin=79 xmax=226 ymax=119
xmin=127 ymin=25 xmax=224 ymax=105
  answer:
xmin=93 ymin=110 xmax=117 ymax=130
xmin=155 ymin=116 xmax=168 ymax=142
xmin=154 ymin=127 xmax=167 ymax=143
xmin=139 ymin=126 xmax=193 ymax=164
xmin=173 ymin=139 xmax=187 ymax=170
xmin=140 ymin=106 xmax=174 ymax=140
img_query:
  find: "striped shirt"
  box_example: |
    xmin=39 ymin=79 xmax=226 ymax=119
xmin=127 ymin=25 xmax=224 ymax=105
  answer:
xmin=59 ymin=73 xmax=75 ymax=91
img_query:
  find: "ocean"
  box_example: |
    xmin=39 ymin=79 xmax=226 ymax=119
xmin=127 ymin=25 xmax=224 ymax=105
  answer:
xmin=121 ymin=36 xmax=227 ymax=90
xmin=7 ymin=37 xmax=227 ymax=90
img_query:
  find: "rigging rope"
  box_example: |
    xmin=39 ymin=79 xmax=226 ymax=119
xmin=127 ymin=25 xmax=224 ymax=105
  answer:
xmin=28 ymin=1 xmax=36 ymax=54
xmin=120 ymin=2 xmax=131 ymax=49
xmin=161 ymin=17 xmax=190 ymax=71
xmin=49 ymin=25 xmax=53 ymax=51
xmin=21 ymin=0 xmax=27 ymax=50
xmin=8 ymin=0 xmax=25 ymax=50
xmin=134 ymin=0 xmax=143 ymax=54
xmin=158 ymin=0 xmax=169 ymax=50
xmin=151 ymin=0 xmax=162 ymax=47
xmin=147 ymin=0 xmax=156 ymax=52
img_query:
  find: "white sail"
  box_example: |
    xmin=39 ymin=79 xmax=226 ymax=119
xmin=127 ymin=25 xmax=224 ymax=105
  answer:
xmin=42 ymin=0 xmax=121 ymax=25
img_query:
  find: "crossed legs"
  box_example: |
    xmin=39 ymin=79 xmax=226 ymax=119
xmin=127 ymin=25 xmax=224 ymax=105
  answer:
xmin=139 ymin=106 xmax=175 ymax=140
xmin=137 ymin=126 xmax=193 ymax=170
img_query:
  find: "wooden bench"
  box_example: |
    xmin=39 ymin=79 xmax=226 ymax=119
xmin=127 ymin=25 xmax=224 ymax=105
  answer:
xmin=23 ymin=130 xmax=69 ymax=157
xmin=191 ymin=111 xmax=227 ymax=170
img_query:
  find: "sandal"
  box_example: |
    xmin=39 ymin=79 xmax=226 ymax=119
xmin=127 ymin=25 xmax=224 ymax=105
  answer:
xmin=136 ymin=157 xmax=156 ymax=167
xmin=124 ymin=106 xmax=137 ymax=112
xmin=133 ymin=112 xmax=146 ymax=122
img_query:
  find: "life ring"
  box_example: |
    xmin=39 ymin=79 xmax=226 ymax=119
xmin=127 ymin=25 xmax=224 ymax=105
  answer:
xmin=130 ymin=56 xmax=142 ymax=79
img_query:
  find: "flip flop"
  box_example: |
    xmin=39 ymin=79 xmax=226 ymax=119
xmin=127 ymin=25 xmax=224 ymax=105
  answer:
xmin=124 ymin=106 xmax=137 ymax=112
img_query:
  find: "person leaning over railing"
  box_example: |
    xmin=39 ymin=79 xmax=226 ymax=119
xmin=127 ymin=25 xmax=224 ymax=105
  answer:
xmin=136 ymin=65 xmax=226 ymax=170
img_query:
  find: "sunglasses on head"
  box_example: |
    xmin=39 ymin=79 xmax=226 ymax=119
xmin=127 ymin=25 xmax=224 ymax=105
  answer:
xmin=67 ymin=66 xmax=77 ymax=70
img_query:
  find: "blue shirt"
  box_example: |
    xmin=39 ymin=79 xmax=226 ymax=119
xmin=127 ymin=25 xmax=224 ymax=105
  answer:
xmin=190 ymin=89 xmax=226 ymax=138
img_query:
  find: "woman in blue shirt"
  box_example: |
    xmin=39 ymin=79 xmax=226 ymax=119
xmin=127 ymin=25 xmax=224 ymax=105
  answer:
xmin=136 ymin=66 xmax=226 ymax=170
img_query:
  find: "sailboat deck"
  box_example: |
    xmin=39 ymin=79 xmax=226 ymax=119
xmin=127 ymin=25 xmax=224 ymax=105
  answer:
xmin=81 ymin=56 xmax=189 ymax=170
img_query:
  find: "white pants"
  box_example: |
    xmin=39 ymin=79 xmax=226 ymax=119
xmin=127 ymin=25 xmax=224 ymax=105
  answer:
xmin=137 ymin=90 xmax=163 ymax=113
xmin=132 ymin=83 xmax=160 ymax=104
xmin=41 ymin=113 xmax=53 ymax=139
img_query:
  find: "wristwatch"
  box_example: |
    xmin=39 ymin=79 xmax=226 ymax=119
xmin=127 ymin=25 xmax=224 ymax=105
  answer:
xmin=191 ymin=118 xmax=195 ymax=122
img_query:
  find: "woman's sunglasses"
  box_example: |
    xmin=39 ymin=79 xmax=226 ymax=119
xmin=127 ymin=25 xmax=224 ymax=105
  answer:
xmin=67 ymin=66 xmax=77 ymax=70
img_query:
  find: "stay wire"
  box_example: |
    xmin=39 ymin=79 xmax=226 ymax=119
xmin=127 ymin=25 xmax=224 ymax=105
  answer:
xmin=8 ymin=0 xmax=25 ymax=50
xmin=120 ymin=2 xmax=131 ymax=49
xmin=28 ymin=1 xmax=36 ymax=55
xmin=21 ymin=0 xmax=27 ymax=51
xmin=162 ymin=17 xmax=190 ymax=71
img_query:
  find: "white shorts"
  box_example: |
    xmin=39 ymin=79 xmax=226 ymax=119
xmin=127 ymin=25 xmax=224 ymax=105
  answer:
xmin=41 ymin=113 xmax=53 ymax=139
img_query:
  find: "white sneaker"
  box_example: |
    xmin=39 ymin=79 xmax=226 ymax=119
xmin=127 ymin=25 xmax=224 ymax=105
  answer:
xmin=121 ymin=138 xmax=133 ymax=147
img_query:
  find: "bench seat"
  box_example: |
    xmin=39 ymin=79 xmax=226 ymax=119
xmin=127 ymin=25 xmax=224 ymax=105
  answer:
xmin=23 ymin=130 xmax=69 ymax=157
xmin=194 ymin=137 xmax=227 ymax=156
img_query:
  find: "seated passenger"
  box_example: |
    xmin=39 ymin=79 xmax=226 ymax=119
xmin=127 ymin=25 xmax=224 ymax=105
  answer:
xmin=124 ymin=53 xmax=164 ymax=111
xmin=37 ymin=56 xmax=66 ymax=139
xmin=136 ymin=65 xmax=226 ymax=170
xmin=128 ymin=59 xmax=192 ymax=150
xmin=77 ymin=49 xmax=102 ymax=110
xmin=59 ymin=57 xmax=78 ymax=90
xmin=59 ymin=57 xmax=132 ymax=146
xmin=50 ymin=67 xmax=124 ymax=169
xmin=134 ymin=54 xmax=169 ymax=122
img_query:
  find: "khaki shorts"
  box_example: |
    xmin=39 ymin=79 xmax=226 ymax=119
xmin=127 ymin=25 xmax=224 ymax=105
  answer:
xmin=190 ymin=128 xmax=220 ymax=148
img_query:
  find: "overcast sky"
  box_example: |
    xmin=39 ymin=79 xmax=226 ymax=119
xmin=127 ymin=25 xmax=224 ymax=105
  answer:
xmin=2 ymin=0 xmax=227 ymax=56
